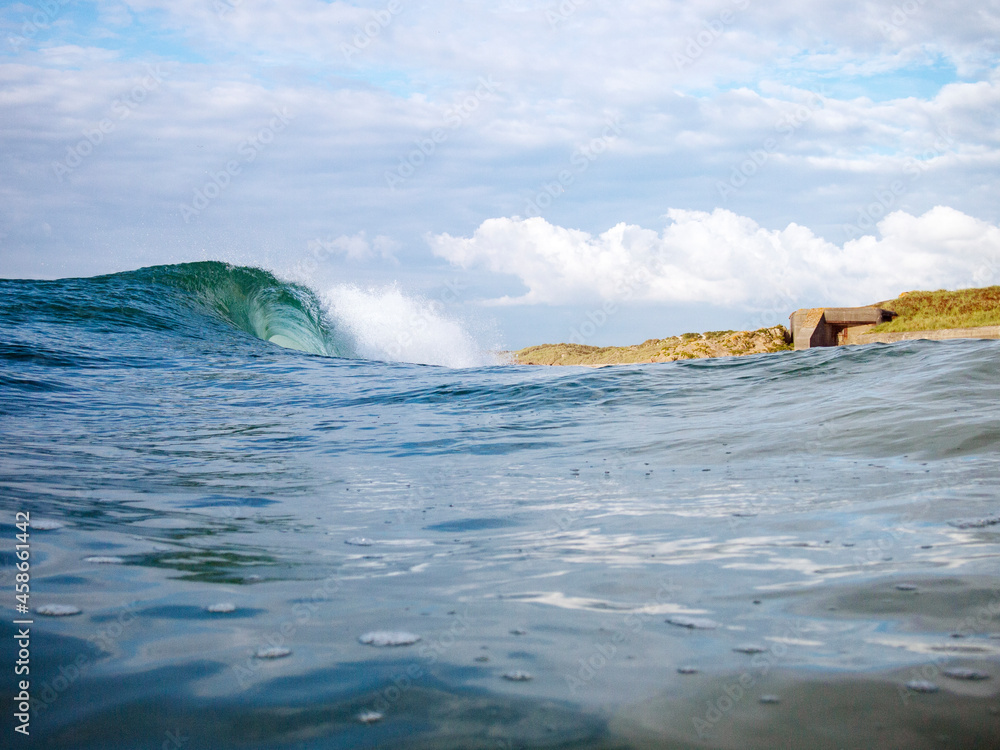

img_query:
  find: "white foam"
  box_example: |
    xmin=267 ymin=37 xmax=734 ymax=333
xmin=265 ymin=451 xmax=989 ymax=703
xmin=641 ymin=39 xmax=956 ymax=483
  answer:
xmin=905 ymin=679 xmax=939 ymax=693
xmin=323 ymin=284 xmax=501 ymax=368
xmin=359 ymin=630 xmax=421 ymax=647
xmin=502 ymin=671 xmax=533 ymax=681
xmin=84 ymin=556 xmax=125 ymax=564
xmin=32 ymin=519 xmax=64 ymax=530
xmin=206 ymin=602 xmax=236 ymax=613
xmin=37 ymin=604 xmax=81 ymax=616
xmin=345 ymin=537 xmax=374 ymax=547
xmin=949 ymin=515 xmax=1000 ymax=529
xmin=255 ymin=646 xmax=292 ymax=659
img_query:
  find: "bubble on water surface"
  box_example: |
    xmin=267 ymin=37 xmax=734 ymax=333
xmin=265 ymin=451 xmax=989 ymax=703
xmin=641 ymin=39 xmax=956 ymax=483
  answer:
xmin=345 ymin=538 xmax=374 ymax=546
xmin=32 ymin=519 xmax=64 ymax=530
xmin=359 ymin=631 xmax=421 ymax=647
xmin=666 ymin=616 xmax=719 ymax=630
xmin=37 ymin=604 xmax=81 ymax=616
xmin=502 ymin=671 xmax=533 ymax=682
xmin=942 ymin=668 xmax=990 ymax=681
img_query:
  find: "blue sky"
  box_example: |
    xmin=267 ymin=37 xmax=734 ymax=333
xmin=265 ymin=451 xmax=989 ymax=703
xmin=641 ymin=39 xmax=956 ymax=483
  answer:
xmin=2 ymin=0 xmax=999 ymax=349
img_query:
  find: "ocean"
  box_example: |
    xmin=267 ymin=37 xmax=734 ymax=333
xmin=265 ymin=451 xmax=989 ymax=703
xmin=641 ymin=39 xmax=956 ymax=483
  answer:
xmin=1 ymin=261 xmax=998 ymax=749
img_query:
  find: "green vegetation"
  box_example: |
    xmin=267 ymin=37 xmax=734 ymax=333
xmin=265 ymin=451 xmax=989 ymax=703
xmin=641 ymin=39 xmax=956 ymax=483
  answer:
xmin=514 ymin=284 xmax=1000 ymax=366
xmin=515 ymin=326 xmax=792 ymax=366
xmin=871 ymin=286 xmax=1000 ymax=333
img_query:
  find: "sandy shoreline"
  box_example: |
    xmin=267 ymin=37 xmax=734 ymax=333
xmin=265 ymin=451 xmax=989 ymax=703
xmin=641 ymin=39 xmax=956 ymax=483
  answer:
xmin=514 ymin=326 xmax=792 ymax=366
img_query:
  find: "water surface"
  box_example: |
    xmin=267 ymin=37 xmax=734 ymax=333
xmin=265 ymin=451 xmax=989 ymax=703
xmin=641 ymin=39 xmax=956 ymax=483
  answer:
xmin=2 ymin=263 xmax=998 ymax=749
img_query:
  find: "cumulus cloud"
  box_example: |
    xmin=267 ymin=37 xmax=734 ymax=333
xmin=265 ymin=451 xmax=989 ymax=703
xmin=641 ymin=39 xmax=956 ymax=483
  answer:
xmin=429 ymin=207 xmax=1000 ymax=307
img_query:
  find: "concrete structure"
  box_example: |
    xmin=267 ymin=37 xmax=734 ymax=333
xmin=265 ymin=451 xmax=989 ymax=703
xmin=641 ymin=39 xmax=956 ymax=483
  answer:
xmin=789 ymin=307 xmax=897 ymax=350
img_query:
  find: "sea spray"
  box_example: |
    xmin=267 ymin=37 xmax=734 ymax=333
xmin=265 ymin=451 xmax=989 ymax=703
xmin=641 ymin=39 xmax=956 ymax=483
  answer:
xmin=322 ymin=283 xmax=501 ymax=367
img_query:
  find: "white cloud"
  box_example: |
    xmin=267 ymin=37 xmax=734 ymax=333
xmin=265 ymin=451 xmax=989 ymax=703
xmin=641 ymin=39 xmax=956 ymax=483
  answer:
xmin=105 ymin=0 xmax=1000 ymax=97
xmin=1 ymin=0 xmax=999 ymax=341
xmin=429 ymin=207 xmax=1000 ymax=307
xmin=308 ymin=231 xmax=399 ymax=263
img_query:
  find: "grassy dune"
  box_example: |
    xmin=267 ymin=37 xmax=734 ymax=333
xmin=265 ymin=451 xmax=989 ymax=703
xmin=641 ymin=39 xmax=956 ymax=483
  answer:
xmin=871 ymin=286 xmax=1000 ymax=332
xmin=515 ymin=326 xmax=792 ymax=366
xmin=514 ymin=285 xmax=1000 ymax=366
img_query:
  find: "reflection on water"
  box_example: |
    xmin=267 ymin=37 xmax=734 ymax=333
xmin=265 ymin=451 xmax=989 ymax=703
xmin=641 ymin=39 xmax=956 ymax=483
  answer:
xmin=2 ymin=274 xmax=999 ymax=748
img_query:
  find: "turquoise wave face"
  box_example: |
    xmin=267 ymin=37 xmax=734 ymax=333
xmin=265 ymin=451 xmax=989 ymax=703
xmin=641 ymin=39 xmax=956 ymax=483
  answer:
xmin=137 ymin=261 xmax=345 ymax=356
xmin=1 ymin=261 xmax=352 ymax=358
